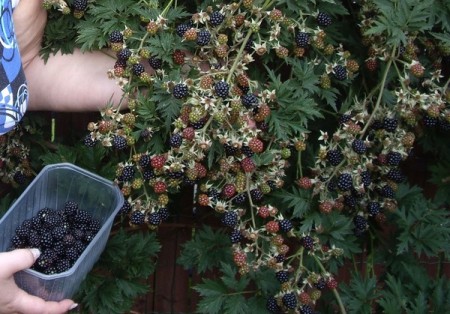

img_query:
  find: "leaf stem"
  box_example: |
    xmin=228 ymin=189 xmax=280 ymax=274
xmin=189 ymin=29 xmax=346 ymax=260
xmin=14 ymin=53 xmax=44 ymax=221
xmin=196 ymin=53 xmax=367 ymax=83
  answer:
xmin=226 ymin=30 xmax=253 ymax=84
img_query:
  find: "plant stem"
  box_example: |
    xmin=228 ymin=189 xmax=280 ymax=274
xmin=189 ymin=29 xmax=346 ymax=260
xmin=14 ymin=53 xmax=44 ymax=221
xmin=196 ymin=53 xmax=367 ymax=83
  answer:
xmin=226 ymin=30 xmax=253 ymax=84
xmin=360 ymin=46 xmax=397 ymax=138
xmin=313 ymin=255 xmax=347 ymax=314
xmin=246 ymin=172 xmax=257 ymax=229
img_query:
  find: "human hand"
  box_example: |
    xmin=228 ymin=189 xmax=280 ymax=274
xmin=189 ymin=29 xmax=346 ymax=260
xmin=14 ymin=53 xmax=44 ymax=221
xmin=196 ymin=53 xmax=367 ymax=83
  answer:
xmin=12 ymin=0 xmax=47 ymax=69
xmin=0 ymin=248 xmax=77 ymax=314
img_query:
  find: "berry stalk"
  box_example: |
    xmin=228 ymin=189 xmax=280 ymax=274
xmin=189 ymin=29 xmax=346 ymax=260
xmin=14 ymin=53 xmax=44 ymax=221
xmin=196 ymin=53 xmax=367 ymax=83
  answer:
xmin=360 ymin=46 xmax=398 ymax=138
xmin=313 ymin=255 xmax=347 ymax=314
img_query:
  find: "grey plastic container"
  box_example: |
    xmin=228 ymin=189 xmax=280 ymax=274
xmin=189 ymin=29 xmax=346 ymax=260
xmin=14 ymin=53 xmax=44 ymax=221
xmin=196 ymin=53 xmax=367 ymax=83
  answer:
xmin=0 ymin=163 xmax=123 ymax=301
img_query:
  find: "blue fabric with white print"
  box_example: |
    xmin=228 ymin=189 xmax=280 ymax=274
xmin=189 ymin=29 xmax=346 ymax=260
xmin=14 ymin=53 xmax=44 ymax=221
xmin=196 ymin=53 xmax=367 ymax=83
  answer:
xmin=0 ymin=0 xmax=28 ymax=135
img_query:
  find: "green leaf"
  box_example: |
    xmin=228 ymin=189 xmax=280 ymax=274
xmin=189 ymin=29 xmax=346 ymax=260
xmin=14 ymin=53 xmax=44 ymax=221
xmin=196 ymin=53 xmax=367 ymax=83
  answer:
xmin=270 ymin=187 xmax=312 ymax=218
xmin=341 ymin=273 xmax=379 ymax=314
xmin=177 ymin=226 xmax=231 ymax=273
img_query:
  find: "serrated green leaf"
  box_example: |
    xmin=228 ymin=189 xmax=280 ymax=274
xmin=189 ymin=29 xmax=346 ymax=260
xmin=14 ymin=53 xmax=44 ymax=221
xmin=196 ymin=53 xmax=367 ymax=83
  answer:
xmin=270 ymin=187 xmax=312 ymax=218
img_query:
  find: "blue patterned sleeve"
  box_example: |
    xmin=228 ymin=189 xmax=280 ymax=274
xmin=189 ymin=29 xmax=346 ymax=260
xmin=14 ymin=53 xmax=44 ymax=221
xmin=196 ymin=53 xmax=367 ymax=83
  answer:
xmin=0 ymin=0 xmax=28 ymax=135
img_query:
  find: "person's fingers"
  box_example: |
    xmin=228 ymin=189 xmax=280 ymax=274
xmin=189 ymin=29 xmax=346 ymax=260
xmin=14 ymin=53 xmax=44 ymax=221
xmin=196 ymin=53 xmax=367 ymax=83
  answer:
xmin=0 ymin=248 xmax=40 ymax=276
xmin=12 ymin=290 xmax=77 ymax=314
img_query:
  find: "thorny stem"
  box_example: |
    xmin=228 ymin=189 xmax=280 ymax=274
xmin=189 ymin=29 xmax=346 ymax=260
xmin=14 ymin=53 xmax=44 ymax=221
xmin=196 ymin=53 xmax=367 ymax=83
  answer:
xmin=313 ymin=255 xmax=347 ymax=314
xmin=226 ymin=30 xmax=254 ymax=84
xmin=246 ymin=172 xmax=257 ymax=229
xmin=360 ymin=46 xmax=398 ymax=138
xmin=297 ymin=151 xmax=303 ymax=178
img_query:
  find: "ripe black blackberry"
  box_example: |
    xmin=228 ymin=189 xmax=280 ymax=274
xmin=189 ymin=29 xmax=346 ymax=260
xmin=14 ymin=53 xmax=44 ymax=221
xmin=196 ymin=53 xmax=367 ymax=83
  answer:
xmin=327 ymin=178 xmax=338 ymax=192
xmin=15 ymin=225 xmax=29 ymax=239
xmin=143 ymin=169 xmax=156 ymax=181
xmin=275 ymin=254 xmax=285 ymax=263
xmin=224 ymin=143 xmax=239 ymax=156
xmin=337 ymin=173 xmax=353 ymax=191
xmin=65 ymin=246 xmax=79 ymax=262
xmin=315 ymin=277 xmax=326 ymax=290
xmin=266 ymin=180 xmax=277 ymax=191
xmin=232 ymin=193 xmax=247 ymax=205
xmin=300 ymin=304 xmax=314 ymax=314
xmin=244 ymin=34 xmax=254 ymax=51
xmin=386 ymin=168 xmax=405 ymax=183
xmin=241 ymin=93 xmax=258 ymax=108
xmin=221 ymin=211 xmax=238 ymax=227
xmin=169 ymin=133 xmax=183 ymax=148
xmin=353 ymin=215 xmax=367 ymax=230
xmin=13 ymin=171 xmax=26 ymax=184
xmin=73 ymin=210 xmax=93 ymax=226
xmin=229 ymin=229 xmax=242 ymax=244
xmin=302 ymin=235 xmax=314 ymax=250
xmin=214 ymin=81 xmax=229 ymax=98
xmin=63 ymin=201 xmax=79 ymax=217
xmin=240 ymin=145 xmax=254 ymax=157
xmin=344 ymin=194 xmax=357 ymax=209
xmin=74 ymin=240 xmax=87 ymax=254
xmin=386 ymin=151 xmax=402 ymax=166
xmin=117 ymin=48 xmax=131 ymax=61
xmin=56 ymin=259 xmax=71 ymax=273
xmin=339 ymin=113 xmax=352 ymax=125
xmin=190 ymin=119 xmax=206 ymax=129
xmin=361 ymin=170 xmax=372 ymax=187
xmin=130 ymin=211 xmax=145 ymax=225
xmin=295 ymin=32 xmax=310 ymax=47
xmin=109 ymin=30 xmax=123 ymax=43
xmin=173 ymin=83 xmax=189 ymax=99
xmin=209 ymin=11 xmax=224 ymax=26
xmin=383 ymin=117 xmax=398 ymax=132
xmin=351 ymin=139 xmax=366 ymax=154
xmin=168 ymin=171 xmax=183 ymax=179
xmin=148 ymin=56 xmax=163 ymax=69
xmin=250 ymin=188 xmax=263 ymax=202
xmin=83 ymin=134 xmax=97 ymax=147
xmin=119 ymin=200 xmax=132 ymax=215
xmin=380 ymin=185 xmax=395 ymax=198
xmin=367 ymin=202 xmax=381 ymax=216
xmin=317 ymin=12 xmax=332 ymax=26
xmin=132 ymin=63 xmax=145 ymax=76
xmin=266 ymin=296 xmax=281 ymax=313
xmin=326 ymin=149 xmax=343 ymax=166
xmin=423 ymin=115 xmax=438 ymax=127
xmin=196 ymin=29 xmax=211 ymax=46
xmin=62 ymin=233 xmax=75 ymax=247
xmin=120 ymin=165 xmax=135 ymax=181
xmin=279 ymin=219 xmax=293 ymax=232
xmin=282 ymin=292 xmax=297 ymax=309
xmin=208 ymin=188 xmax=220 ymax=201
xmin=27 ymin=230 xmax=41 ymax=247
xmin=10 ymin=235 xmax=24 ymax=248
xmin=113 ymin=135 xmax=128 ymax=150
xmin=159 ymin=207 xmax=170 ymax=221
xmin=139 ymin=154 xmax=151 ymax=168
xmin=140 ymin=129 xmax=152 ymax=141
xmin=176 ymin=23 xmax=189 ymax=37
xmin=147 ymin=212 xmax=161 ymax=225
xmin=37 ymin=207 xmax=53 ymax=220
xmin=275 ymin=270 xmax=290 ymax=283
xmin=333 ymin=65 xmax=347 ymax=81
xmin=73 ymin=0 xmax=88 ymax=11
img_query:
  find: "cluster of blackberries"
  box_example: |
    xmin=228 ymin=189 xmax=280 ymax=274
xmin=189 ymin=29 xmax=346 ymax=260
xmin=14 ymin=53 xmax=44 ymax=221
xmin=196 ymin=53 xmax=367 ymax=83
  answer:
xmin=9 ymin=201 xmax=101 ymax=275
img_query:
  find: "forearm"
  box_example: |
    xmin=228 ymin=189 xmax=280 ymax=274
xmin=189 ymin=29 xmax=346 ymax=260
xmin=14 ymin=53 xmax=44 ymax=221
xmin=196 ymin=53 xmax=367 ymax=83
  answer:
xmin=24 ymin=49 xmax=126 ymax=111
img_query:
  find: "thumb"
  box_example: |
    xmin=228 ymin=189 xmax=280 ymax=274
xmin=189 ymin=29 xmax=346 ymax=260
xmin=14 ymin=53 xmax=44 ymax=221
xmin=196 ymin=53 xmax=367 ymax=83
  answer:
xmin=0 ymin=248 xmax=40 ymax=276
